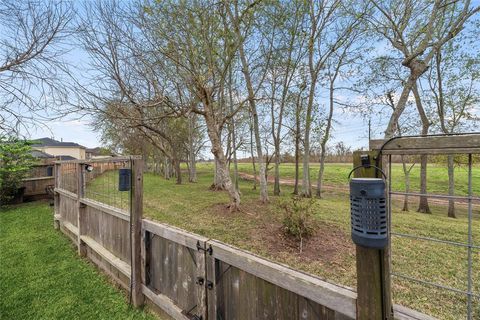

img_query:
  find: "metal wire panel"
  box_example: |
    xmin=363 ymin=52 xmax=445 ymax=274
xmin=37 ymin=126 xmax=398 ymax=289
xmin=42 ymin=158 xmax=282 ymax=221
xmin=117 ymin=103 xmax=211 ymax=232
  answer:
xmin=83 ymin=159 xmax=132 ymax=212
xmin=387 ymin=150 xmax=478 ymax=320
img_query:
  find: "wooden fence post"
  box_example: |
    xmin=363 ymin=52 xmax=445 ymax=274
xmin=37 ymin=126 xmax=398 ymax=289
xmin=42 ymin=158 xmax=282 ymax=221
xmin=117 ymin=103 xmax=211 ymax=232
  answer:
xmin=53 ymin=163 xmax=60 ymax=230
xmin=77 ymin=162 xmax=87 ymax=257
xmin=352 ymin=151 xmax=393 ymax=320
xmin=131 ymin=158 xmax=144 ymax=307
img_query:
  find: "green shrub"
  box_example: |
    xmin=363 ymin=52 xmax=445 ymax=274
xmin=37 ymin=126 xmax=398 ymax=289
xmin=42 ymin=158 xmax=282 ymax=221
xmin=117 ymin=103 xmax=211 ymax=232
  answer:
xmin=280 ymin=196 xmax=317 ymax=252
xmin=0 ymin=137 xmax=35 ymax=204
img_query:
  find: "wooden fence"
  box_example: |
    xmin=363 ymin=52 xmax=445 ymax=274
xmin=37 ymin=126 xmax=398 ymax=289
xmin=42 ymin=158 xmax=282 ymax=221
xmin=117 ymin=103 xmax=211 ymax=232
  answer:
xmin=22 ymin=164 xmax=55 ymax=200
xmin=53 ymin=157 xmax=433 ymax=320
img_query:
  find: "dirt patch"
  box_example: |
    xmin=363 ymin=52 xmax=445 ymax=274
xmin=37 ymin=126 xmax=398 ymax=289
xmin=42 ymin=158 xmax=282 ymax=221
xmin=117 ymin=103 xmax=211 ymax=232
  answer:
xmin=209 ymin=199 xmax=355 ymax=267
xmin=255 ymin=219 xmax=355 ymax=266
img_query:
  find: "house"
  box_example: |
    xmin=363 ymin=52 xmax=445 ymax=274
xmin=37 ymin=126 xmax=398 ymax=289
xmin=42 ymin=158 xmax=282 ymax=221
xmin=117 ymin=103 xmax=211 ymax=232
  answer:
xmin=86 ymin=147 xmax=116 ymax=159
xmin=32 ymin=137 xmax=86 ymax=160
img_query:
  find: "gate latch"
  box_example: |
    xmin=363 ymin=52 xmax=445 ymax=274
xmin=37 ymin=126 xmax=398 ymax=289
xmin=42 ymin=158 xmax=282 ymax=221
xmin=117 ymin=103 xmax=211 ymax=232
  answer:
xmin=196 ymin=241 xmax=212 ymax=255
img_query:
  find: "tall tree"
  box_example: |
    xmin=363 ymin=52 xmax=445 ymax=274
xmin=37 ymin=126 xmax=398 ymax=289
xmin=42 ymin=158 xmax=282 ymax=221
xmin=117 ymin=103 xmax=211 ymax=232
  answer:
xmin=368 ymin=0 xmax=480 ymax=138
xmin=0 ymin=0 xmax=73 ymax=135
xmin=425 ymin=36 xmax=479 ymax=217
xmin=301 ymin=0 xmax=362 ymax=197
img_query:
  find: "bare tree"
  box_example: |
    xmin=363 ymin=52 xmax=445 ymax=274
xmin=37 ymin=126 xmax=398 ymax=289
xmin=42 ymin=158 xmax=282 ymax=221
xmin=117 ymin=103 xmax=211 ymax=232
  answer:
xmin=301 ymin=1 xmax=362 ymax=197
xmin=0 ymin=0 xmax=73 ymax=134
xmin=368 ymin=0 xmax=480 ymax=138
xmin=425 ymin=36 xmax=479 ymax=217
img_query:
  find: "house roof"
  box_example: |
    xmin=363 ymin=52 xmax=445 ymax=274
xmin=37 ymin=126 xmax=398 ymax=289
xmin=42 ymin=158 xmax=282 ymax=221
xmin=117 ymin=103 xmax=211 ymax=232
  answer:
xmin=30 ymin=150 xmax=55 ymax=159
xmin=86 ymin=147 xmax=104 ymax=155
xmin=56 ymin=155 xmax=77 ymax=160
xmin=32 ymin=137 xmax=86 ymax=149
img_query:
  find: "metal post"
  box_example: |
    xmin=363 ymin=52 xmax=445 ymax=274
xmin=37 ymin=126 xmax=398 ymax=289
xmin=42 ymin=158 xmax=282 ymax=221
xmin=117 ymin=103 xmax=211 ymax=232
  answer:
xmin=77 ymin=162 xmax=87 ymax=257
xmin=53 ymin=163 xmax=60 ymax=230
xmin=466 ymin=154 xmax=473 ymax=320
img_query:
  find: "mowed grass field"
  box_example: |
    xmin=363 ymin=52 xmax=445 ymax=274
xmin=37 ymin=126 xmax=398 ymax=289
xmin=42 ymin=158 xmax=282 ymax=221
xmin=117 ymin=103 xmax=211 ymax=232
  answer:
xmin=234 ymin=161 xmax=480 ymax=196
xmin=85 ymin=162 xmax=480 ymax=320
xmin=0 ymin=202 xmax=158 ymax=320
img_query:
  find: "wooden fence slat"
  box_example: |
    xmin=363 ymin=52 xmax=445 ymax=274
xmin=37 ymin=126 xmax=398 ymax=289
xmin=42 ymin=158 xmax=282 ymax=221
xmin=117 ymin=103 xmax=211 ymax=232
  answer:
xmin=195 ymin=248 xmax=207 ymax=320
xmin=206 ymin=255 xmax=219 ymax=320
xmin=142 ymin=285 xmax=189 ymax=320
xmin=370 ymin=134 xmax=480 ymax=155
xmin=81 ymin=235 xmax=131 ymax=277
xmin=80 ymin=198 xmax=129 ymax=221
xmin=143 ymin=219 xmax=209 ymax=250
xmin=131 ymin=158 xmax=144 ymax=307
xmin=208 ymin=240 xmax=356 ymax=319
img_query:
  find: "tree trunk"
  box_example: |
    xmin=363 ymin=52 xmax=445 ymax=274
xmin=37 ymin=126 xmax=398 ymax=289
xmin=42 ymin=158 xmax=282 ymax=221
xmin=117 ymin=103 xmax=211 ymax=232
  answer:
xmin=164 ymin=158 xmax=170 ymax=180
xmin=250 ymin=121 xmax=257 ymax=191
xmin=316 ymin=79 xmax=335 ymax=198
xmin=204 ymin=108 xmax=240 ymax=210
xmin=228 ymin=69 xmax=239 ymax=192
xmin=232 ymin=130 xmax=239 ymax=192
xmin=212 ymin=158 xmax=225 ymax=190
xmin=412 ymin=82 xmax=431 ymax=214
xmin=385 ymin=61 xmax=428 ymax=138
xmin=188 ymin=113 xmax=197 ymax=183
xmin=234 ymin=23 xmax=268 ymax=203
xmin=302 ymin=82 xmax=315 ymax=198
xmin=273 ymin=147 xmax=281 ymax=196
xmin=417 ymin=155 xmax=431 ymax=213
xmin=401 ymin=156 xmax=410 ymax=212
xmin=447 ymin=155 xmax=456 ymax=218
xmin=293 ymin=97 xmax=301 ymax=195
xmin=316 ymin=146 xmax=326 ymax=198
xmin=174 ymin=157 xmax=182 ymax=185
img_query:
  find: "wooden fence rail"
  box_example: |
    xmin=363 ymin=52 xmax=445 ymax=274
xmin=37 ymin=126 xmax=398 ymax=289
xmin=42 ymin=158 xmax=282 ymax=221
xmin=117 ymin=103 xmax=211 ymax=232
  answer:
xmin=53 ymin=158 xmax=434 ymax=320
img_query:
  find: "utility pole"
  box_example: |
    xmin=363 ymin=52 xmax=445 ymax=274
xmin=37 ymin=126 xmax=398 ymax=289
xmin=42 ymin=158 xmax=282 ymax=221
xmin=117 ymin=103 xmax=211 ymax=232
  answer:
xmin=368 ymin=118 xmax=371 ymax=142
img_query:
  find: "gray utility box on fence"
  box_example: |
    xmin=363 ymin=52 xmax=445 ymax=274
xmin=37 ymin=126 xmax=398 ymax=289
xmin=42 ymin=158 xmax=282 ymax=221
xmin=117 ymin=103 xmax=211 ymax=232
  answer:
xmin=350 ymin=178 xmax=388 ymax=249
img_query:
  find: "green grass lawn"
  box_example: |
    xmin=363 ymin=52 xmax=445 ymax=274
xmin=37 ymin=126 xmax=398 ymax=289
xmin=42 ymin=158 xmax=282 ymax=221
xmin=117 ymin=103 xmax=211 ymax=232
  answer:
xmin=234 ymin=161 xmax=480 ymax=196
xmin=0 ymin=202 xmax=158 ymax=320
xmin=85 ymin=164 xmax=480 ymax=319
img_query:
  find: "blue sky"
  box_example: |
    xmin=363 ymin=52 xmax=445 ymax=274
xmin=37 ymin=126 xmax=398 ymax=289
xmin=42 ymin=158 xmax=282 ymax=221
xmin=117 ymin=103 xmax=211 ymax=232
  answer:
xmin=17 ymin=1 xmax=479 ymax=152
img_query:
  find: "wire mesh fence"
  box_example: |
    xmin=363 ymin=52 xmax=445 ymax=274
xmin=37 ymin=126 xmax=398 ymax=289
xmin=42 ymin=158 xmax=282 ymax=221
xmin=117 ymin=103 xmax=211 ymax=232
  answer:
xmin=388 ymin=153 xmax=479 ymax=320
xmin=55 ymin=158 xmax=133 ymax=212
xmin=57 ymin=162 xmax=78 ymax=194
xmin=83 ymin=158 xmax=132 ymax=212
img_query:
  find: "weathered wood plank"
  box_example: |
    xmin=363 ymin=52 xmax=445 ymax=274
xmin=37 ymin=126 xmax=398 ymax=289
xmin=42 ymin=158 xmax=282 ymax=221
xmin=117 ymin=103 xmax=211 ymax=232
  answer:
xmin=393 ymin=305 xmax=437 ymax=320
xmin=370 ymin=134 xmax=480 ymax=155
xmin=275 ymin=284 xmax=298 ymax=320
xmin=206 ymin=255 xmax=219 ymax=320
xmin=81 ymin=235 xmax=131 ymax=277
xmin=131 ymin=158 xmax=144 ymax=307
xmin=208 ymin=240 xmax=356 ymax=319
xmin=55 ymin=188 xmax=77 ymax=200
xmin=86 ymin=246 xmax=129 ymax=290
xmin=62 ymin=220 xmax=78 ymax=236
xmin=195 ymin=246 xmax=207 ymax=320
xmin=80 ymin=198 xmax=130 ymax=221
xmin=256 ymin=277 xmax=276 ymax=319
xmin=142 ymin=219 xmax=209 ymax=250
xmin=142 ymin=285 xmax=189 ymax=320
